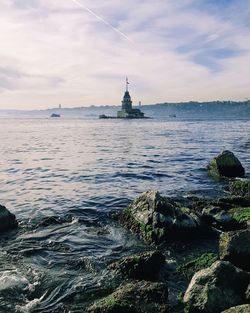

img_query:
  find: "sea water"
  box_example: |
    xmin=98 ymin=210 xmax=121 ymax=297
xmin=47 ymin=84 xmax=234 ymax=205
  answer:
xmin=0 ymin=117 xmax=249 ymax=312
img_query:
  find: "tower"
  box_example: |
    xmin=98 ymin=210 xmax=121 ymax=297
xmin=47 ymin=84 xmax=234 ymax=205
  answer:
xmin=117 ymin=77 xmax=144 ymax=118
xmin=121 ymin=77 xmax=132 ymax=112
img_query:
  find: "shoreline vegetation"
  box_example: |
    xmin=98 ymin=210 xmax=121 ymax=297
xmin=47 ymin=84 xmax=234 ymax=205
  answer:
xmin=0 ymin=100 xmax=250 ymax=119
xmin=0 ymin=151 xmax=249 ymax=312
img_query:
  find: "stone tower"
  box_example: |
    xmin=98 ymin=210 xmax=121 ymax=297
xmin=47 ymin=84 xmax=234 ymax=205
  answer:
xmin=117 ymin=77 xmax=145 ymax=118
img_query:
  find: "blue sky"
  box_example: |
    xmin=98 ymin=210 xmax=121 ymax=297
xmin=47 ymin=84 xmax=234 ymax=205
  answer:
xmin=0 ymin=0 xmax=250 ymax=109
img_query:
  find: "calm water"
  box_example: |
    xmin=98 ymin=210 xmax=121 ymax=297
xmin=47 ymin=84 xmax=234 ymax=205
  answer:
xmin=0 ymin=118 xmax=249 ymax=312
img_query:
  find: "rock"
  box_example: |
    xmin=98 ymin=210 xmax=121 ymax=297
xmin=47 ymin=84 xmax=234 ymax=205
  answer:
xmin=120 ymin=191 xmax=202 ymax=244
xmin=219 ymin=230 xmax=250 ymax=271
xmin=108 ymin=251 xmax=165 ymax=281
xmin=229 ymin=179 xmax=250 ymax=198
xmin=0 ymin=204 xmax=18 ymax=233
xmin=201 ymin=205 xmax=237 ymax=231
xmin=246 ymin=284 xmax=250 ymax=302
xmin=177 ymin=252 xmax=218 ymax=280
xmin=88 ymin=280 xmax=169 ymax=313
xmin=183 ymin=261 xmax=250 ymax=313
xmin=221 ymin=304 xmax=250 ymax=313
xmin=208 ymin=150 xmax=245 ymax=178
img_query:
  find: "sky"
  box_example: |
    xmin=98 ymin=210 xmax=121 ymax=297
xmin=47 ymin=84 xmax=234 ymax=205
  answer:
xmin=0 ymin=0 xmax=250 ymax=109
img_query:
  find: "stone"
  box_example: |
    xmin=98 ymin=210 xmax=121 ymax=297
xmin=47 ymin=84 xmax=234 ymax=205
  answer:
xmin=183 ymin=261 xmax=250 ymax=313
xmin=229 ymin=179 xmax=250 ymax=198
xmin=221 ymin=304 xmax=250 ymax=313
xmin=108 ymin=250 xmax=165 ymax=281
xmin=120 ymin=191 xmax=202 ymax=244
xmin=201 ymin=205 xmax=237 ymax=230
xmin=208 ymin=150 xmax=245 ymax=178
xmin=88 ymin=280 xmax=169 ymax=313
xmin=0 ymin=204 xmax=18 ymax=233
xmin=219 ymin=230 xmax=250 ymax=271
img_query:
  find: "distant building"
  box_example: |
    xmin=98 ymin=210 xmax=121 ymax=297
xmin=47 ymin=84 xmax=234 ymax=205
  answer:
xmin=117 ymin=78 xmax=144 ymax=118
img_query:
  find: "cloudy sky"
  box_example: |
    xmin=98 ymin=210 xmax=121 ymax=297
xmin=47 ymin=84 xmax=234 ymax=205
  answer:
xmin=0 ymin=0 xmax=250 ymax=109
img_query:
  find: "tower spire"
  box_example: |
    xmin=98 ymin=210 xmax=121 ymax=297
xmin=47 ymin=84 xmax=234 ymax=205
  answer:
xmin=126 ymin=77 xmax=129 ymax=92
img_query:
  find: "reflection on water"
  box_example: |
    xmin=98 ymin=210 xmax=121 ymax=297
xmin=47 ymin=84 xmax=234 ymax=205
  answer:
xmin=0 ymin=118 xmax=249 ymax=312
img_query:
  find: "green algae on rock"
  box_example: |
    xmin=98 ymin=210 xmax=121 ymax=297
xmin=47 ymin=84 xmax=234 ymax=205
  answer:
xmin=219 ymin=230 xmax=250 ymax=271
xmin=108 ymin=250 xmax=165 ymax=281
xmin=120 ymin=191 xmax=202 ymax=245
xmin=183 ymin=261 xmax=250 ymax=313
xmin=88 ymin=280 xmax=169 ymax=313
xmin=229 ymin=179 xmax=250 ymax=198
xmin=177 ymin=252 xmax=218 ymax=280
xmin=208 ymin=150 xmax=245 ymax=179
xmin=0 ymin=204 xmax=18 ymax=233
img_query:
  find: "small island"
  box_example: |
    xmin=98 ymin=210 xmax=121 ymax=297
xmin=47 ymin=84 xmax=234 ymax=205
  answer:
xmin=99 ymin=78 xmax=148 ymax=119
xmin=50 ymin=113 xmax=61 ymax=118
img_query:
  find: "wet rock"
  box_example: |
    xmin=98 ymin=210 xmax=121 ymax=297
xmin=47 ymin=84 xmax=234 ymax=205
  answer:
xmin=88 ymin=280 xmax=169 ymax=313
xmin=201 ymin=205 xmax=237 ymax=231
xmin=216 ymin=197 xmax=250 ymax=210
xmin=120 ymin=191 xmax=202 ymax=245
xmin=219 ymin=230 xmax=250 ymax=271
xmin=221 ymin=304 xmax=250 ymax=313
xmin=229 ymin=179 xmax=250 ymax=198
xmin=246 ymin=284 xmax=250 ymax=302
xmin=208 ymin=150 xmax=245 ymax=178
xmin=183 ymin=261 xmax=250 ymax=313
xmin=0 ymin=204 xmax=18 ymax=233
xmin=108 ymin=250 xmax=165 ymax=281
xmin=177 ymin=252 xmax=218 ymax=280
xmin=37 ymin=215 xmax=73 ymax=227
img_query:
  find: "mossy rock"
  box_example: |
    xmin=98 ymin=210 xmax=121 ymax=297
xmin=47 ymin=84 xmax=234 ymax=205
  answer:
xmin=208 ymin=151 xmax=245 ymax=179
xmin=183 ymin=261 xmax=250 ymax=313
xmin=232 ymin=207 xmax=250 ymax=225
xmin=88 ymin=281 xmax=169 ymax=313
xmin=229 ymin=180 xmax=250 ymax=198
xmin=221 ymin=304 xmax=250 ymax=313
xmin=108 ymin=250 xmax=165 ymax=281
xmin=219 ymin=230 xmax=250 ymax=271
xmin=177 ymin=252 xmax=218 ymax=280
xmin=120 ymin=191 xmax=202 ymax=245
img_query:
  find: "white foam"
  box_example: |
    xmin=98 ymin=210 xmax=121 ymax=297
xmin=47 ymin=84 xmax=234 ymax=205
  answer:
xmin=0 ymin=270 xmax=29 ymax=292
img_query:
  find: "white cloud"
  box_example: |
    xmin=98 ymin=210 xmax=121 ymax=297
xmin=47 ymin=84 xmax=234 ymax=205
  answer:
xmin=0 ymin=0 xmax=249 ymax=109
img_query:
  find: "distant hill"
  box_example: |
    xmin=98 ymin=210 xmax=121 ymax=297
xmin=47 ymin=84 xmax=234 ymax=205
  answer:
xmin=0 ymin=100 xmax=249 ymax=119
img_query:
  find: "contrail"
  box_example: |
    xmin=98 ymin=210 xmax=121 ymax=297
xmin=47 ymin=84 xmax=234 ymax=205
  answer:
xmin=70 ymin=0 xmax=133 ymax=43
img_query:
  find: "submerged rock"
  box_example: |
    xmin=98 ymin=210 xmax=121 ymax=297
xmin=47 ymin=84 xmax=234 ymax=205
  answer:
xmin=183 ymin=261 xmax=250 ymax=313
xmin=219 ymin=230 xmax=250 ymax=271
xmin=120 ymin=191 xmax=202 ymax=244
xmin=221 ymin=304 xmax=250 ymax=313
xmin=229 ymin=179 xmax=250 ymax=198
xmin=108 ymin=251 xmax=165 ymax=281
xmin=0 ymin=204 xmax=18 ymax=233
xmin=208 ymin=150 xmax=245 ymax=178
xmin=88 ymin=280 xmax=169 ymax=313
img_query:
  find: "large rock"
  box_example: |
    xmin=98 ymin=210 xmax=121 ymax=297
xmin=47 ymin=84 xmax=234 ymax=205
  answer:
xmin=88 ymin=280 xmax=169 ymax=313
xmin=0 ymin=204 xmax=18 ymax=233
xmin=183 ymin=261 xmax=250 ymax=313
xmin=108 ymin=251 xmax=165 ymax=281
xmin=208 ymin=150 xmax=245 ymax=178
xmin=120 ymin=191 xmax=202 ymax=244
xmin=219 ymin=230 xmax=250 ymax=271
xmin=221 ymin=304 xmax=250 ymax=313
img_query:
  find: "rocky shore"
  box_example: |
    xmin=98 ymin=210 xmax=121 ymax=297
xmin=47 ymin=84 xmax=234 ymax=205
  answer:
xmin=85 ymin=151 xmax=250 ymax=313
xmin=1 ymin=151 xmax=249 ymax=313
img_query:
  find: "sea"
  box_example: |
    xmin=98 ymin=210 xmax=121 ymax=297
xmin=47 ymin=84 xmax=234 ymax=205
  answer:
xmin=0 ymin=117 xmax=249 ymax=312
